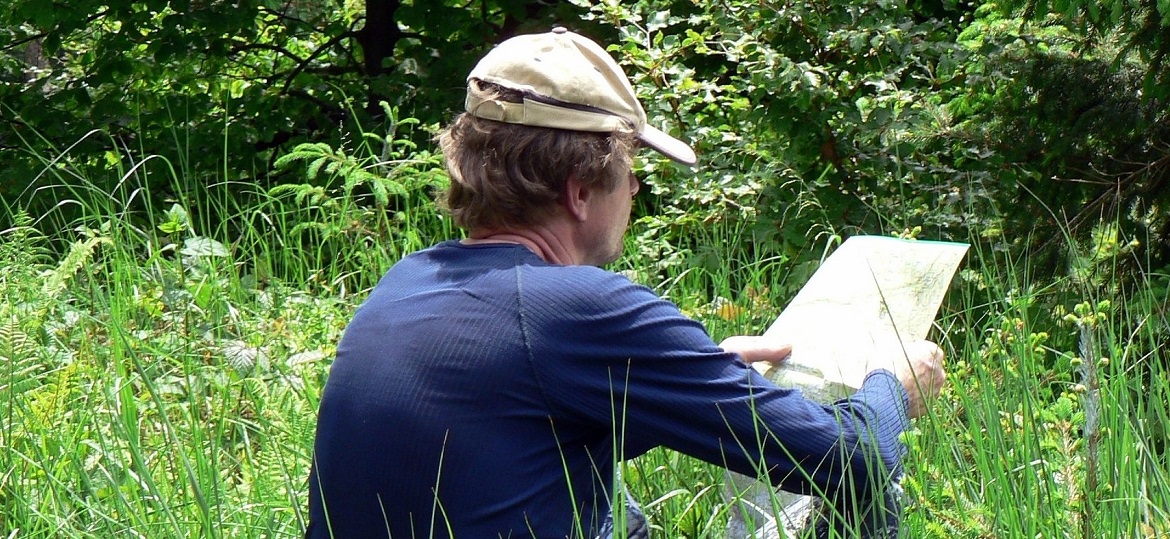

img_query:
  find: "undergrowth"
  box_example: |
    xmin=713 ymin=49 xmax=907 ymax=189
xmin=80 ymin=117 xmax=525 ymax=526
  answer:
xmin=2 ymin=128 xmax=1168 ymax=538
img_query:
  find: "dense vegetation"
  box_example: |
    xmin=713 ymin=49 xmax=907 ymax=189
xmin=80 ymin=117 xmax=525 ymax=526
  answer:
xmin=2 ymin=0 xmax=1168 ymax=537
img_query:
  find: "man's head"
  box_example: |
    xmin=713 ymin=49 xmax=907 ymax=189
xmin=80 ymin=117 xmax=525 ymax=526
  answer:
xmin=462 ymin=27 xmax=695 ymax=165
xmin=439 ymin=28 xmax=695 ymax=236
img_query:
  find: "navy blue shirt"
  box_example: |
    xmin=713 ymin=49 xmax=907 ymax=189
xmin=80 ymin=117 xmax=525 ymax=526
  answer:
xmin=306 ymin=241 xmax=909 ymax=538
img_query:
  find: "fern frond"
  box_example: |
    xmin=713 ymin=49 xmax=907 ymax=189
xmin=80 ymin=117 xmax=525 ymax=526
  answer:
xmin=42 ymin=236 xmax=112 ymax=299
xmin=270 ymin=184 xmax=332 ymax=207
xmin=0 ymin=321 xmax=36 ymax=363
xmin=307 ymin=155 xmax=330 ymax=180
xmin=0 ymin=321 xmax=41 ymax=399
xmin=25 ymin=361 xmax=80 ymax=429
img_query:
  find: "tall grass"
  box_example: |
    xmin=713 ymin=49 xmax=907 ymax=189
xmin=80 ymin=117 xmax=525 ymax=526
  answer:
xmin=2 ymin=134 xmax=1168 ymax=538
xmin=1 ymin=124 xmax=443 ymax=536
xmin=617 ymin=207 xmax=1170 ymax=537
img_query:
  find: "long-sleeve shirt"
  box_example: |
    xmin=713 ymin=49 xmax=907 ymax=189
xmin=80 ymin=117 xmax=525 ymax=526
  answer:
xmin=305 ymin=240 xmax=909 ymax=538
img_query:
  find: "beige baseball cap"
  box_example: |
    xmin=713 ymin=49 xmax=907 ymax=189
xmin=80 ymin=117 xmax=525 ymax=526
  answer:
xmin=465 ymin=27 xmax=698 ymax=166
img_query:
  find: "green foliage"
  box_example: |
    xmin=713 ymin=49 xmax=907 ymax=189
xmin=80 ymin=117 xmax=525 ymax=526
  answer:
xmin=900 ymin=246 xmax=1170 ymax=537
xmin=932 ymin=6 xmax=1170 ymax=281
xmin=996 ymin=0 xmax=1170 ymax=98
xmin=1 ymin=179 xmax=349 ymax=538
xmin=5 ymin=0 xmax=1170 ymax=296
xmin=271 ymin=104 xmax=452 ymax=290
xmin=2 ymin=0 xmax=330 ymax=203
xmin=584 ymin=0 xmax=980 ymax=300
xmin=3 ymin=137 xmax=1170 ymax=539
xmin=0 ymin=0 xmax=592 ymax=233
xmin=3 ymin=1 xmax=1170 ymax=535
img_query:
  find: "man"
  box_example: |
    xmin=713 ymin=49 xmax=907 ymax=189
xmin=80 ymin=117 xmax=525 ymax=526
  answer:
xmin=305 ymin=27 xmax=945 ymax=539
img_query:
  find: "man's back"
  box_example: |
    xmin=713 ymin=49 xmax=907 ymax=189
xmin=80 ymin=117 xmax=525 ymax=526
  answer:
xmin=307 ymin=241 xmax=620 ymax=538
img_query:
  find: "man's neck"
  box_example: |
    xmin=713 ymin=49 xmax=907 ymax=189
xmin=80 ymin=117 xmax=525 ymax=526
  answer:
xmin=463 ymin=226 xmax=580 ymax=266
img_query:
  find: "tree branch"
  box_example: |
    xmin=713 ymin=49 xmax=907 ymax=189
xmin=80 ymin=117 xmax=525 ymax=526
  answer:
xmin=230 ymin=41 xmax=307 ymax=64
xmin=258 ymin=5 xmax=315 ymax=30
xmin=280 ymin=30 xmax=358 ymax=95
xmin=285 ymin=88 xmax=342 ymax=116
xmin=0 ymin=8 xmax=111 ymax=54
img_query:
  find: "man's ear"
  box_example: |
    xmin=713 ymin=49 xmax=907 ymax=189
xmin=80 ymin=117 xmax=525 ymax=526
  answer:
xmin=561 ymin=174 xmax=590 ymax=222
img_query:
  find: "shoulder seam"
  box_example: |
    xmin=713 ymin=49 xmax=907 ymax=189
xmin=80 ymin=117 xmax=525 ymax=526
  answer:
xmin=514 ymin=254 xmax=559 ymax=417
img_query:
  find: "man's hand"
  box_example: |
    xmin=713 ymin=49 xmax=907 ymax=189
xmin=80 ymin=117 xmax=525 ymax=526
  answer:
xmin=889 ymin=341 xmax=946 ymax=419
xmin=719 ymin=336 xmax=792 ymax=365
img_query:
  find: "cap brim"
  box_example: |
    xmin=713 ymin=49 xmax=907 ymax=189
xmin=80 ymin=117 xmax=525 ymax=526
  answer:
xmin=638 ymin=125 xmax=697 ymax=166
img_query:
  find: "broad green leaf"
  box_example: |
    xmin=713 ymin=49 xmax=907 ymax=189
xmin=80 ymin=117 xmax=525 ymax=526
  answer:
xmin=181 ymin=237 xmax=230 ymax=258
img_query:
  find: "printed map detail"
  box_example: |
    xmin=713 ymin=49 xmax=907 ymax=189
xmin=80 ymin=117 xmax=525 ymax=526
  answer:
xmin=756 ymin=235 xmax=970 ymax=399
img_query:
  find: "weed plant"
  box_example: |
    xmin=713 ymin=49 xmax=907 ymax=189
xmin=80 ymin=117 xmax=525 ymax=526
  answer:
xmin=2 ymin=132 xmax=1168 ymax=537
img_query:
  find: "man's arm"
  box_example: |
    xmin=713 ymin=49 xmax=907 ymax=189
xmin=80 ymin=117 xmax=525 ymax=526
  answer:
xmin=719 ymin=335 xmax=946 ymax=420
xmin=528 ymin=272 xmax=917 ymax=496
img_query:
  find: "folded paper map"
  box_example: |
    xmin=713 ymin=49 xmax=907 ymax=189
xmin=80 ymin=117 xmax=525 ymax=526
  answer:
xmin=753 ymin=235 xmax=969 ymax=401
xmin=727 ymin=235 xmax=969 ymax=538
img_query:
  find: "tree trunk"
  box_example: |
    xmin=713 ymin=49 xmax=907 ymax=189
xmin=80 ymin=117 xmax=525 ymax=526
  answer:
xmin=358 ymin=0 xmax=402 ymax=114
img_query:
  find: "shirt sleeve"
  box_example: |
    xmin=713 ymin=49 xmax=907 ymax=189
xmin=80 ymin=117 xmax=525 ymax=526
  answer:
xmin=521 ymin=268 xmax=910 ymax=497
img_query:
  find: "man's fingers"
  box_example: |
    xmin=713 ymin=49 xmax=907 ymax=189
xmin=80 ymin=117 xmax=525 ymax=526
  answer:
xmin=898 ymin=340 xmax=948 ymax=418
xmin=720 ymin=336 xmax=793 ymax=364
